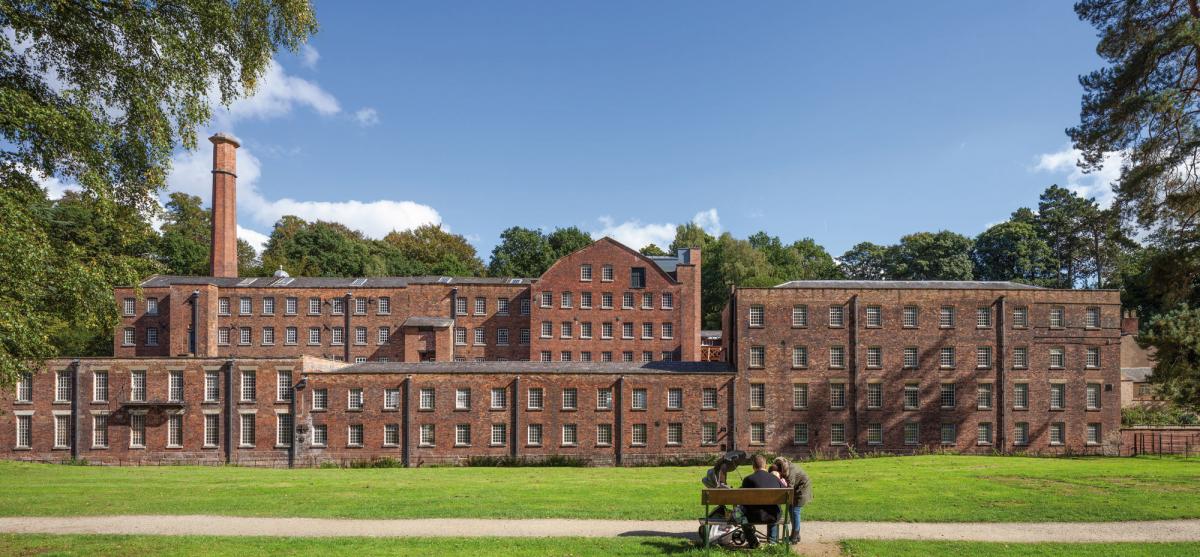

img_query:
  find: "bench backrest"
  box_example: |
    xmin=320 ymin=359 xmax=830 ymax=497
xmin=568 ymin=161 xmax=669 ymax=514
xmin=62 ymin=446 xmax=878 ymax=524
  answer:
xmin=701 ymin=488 xmax=793 ymax=506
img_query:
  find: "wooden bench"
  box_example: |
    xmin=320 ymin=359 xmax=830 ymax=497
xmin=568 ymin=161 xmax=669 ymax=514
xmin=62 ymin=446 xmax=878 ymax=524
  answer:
xmin=699 ymin=488 xmax=794 ymax=547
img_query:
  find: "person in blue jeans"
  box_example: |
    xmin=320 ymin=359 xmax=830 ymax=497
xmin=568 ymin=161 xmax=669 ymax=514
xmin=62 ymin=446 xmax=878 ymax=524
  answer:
xmin=774 ymin=457 xmax=812 ymax=543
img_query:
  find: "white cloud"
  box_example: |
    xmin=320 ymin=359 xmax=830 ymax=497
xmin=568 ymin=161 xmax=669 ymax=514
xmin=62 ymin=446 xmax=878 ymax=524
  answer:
xmin=353 ymin=107 xmax=380 ymax=127
xmin=212 ymin=60 xmax=340 ymax=128
xmin=1032 ymin=146 xmax=1125 ymax=207
xmin=300 ymin=44 xmax=320 ymax=69
xmin=592 ymin=209 xmax=721 ymax=250
xmin=237 ymin=225 xmax=270 ymax=255
xmin=24 ymin=165 xmax=77 ymax=200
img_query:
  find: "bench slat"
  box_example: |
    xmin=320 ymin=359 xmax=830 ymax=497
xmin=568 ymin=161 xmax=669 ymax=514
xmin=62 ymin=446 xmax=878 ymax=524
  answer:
xmin=701 ymin=488 xmax=793 ymax=506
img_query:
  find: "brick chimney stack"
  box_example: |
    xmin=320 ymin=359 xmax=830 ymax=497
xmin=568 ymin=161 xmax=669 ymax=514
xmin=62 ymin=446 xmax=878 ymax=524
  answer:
xmin=209 ymin=133 xmax=240 ymax=278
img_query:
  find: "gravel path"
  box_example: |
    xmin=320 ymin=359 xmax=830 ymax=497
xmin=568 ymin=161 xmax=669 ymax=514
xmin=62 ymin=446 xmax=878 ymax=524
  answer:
xmin=0 ymin=516 xmax=1198 ymax=543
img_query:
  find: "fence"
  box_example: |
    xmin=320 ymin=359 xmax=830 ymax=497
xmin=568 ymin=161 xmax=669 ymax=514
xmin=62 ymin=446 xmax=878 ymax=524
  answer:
xmin=1122 ymin=427 xmax=1200 ymax=457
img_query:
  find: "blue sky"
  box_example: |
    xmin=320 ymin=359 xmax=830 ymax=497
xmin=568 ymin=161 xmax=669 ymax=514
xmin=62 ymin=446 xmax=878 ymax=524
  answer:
xmin=159 ymin=1 xmax=1116 ymax=259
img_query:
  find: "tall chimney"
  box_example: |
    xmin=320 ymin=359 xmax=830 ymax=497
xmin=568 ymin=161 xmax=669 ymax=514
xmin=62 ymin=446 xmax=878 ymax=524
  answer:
xmin=209 ymin=133 xmax=240 ymax=278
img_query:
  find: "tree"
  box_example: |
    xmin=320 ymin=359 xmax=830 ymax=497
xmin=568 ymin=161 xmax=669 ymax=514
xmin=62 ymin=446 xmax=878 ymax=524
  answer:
xmin=699 ymin=233 xmax=776 ymax=328
xmin=888 ymin=231 xmax=975 ymax=280
xmin=157 ymin=193 xmax=211 ymax=275
xmin=0 ymin=1 xmax=316 ymax=384
xmin=1139 ymin=305 xmax=1200 ymax=413
xmin=1035 ymin=185 xmax=1094 ymax=288
xmin=839 ymin=242 xmax=891 ymax=280
xmin=670 ymin=222 xmax=714 ymax=252
xmin=547 ymin=226 xmax=594 ymax=260
xmin=381 ymin=224 xmax=486 ymax=277
xmin=640 ymin=244 xmax=669 ymax=256
xmin=261 ymin=219 xmax=383 ymax=277
xmin=488 ymin=227 xmax=555 ymax=278
xmin=972 ymin=221 xmax=1054 ymax=283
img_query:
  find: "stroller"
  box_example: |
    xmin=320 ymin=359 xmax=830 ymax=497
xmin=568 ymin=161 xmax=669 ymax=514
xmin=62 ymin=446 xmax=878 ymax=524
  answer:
xmin=697 ymin=450 xmax=767 ymax=548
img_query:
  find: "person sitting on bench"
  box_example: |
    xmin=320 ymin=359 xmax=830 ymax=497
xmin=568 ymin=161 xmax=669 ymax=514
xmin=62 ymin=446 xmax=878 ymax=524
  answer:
xmin=739 ymin=454 xmax=784 ymax=545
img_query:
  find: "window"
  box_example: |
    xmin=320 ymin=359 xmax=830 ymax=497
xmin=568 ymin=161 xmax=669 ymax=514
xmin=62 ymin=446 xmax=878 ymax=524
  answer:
xmin=792 ymin=346 xmax=808 ymax=368
xmin=575 ymin=322 xmax=590 ymax=340
xmin=830 ymin=423 xmax=846 ymax=445
xmin=977 ymin=383 xmax=993 ymax=409
xmin=257 ymin=327 xmax=273 ymax=346
xmin=490 ymin=424 xmax=507 ymax=446
xmin=539 ymin=351 xmax=551 ymax=362
xmin=904 ymin=422 xmax=919 ymax=445
xmin=749 ymin=383 xmax=765 ymax=409
xmin=750 ymin=423 xmax=766 ymax=445
xmin=702 ymin=422 xmax=719 ymax=445
xmin=93 ymin=371 xmax=108 ymax=402
xmin=308 ymin=327 xmax=320 ymax=345
xmin=91 ymin=414 xmax=109 ymax=448
xmin=55 ymin=414 xmax=71 ymax=449
xmin=457 ymin=297 xmax=469 ymax=315
xmin=1012 ymin=307 xmax=1029 ymax=328
xmin=631 ymin=423 xmax=648 ymax=446
xmin=1014 ymin=422 xmax=1029 ymax=446
xmin=632 ymin=388 xmax=648 ymax=410
xmin=56 ymin=370 xmax=72 ymax=403
xmin=641 ymin=322 xmax=653 ymax=339
xmin=384 ymin=388 xmax=400 ymax=410
xmin=1013 ymin=347 xmax=1029 ymax=369
xmin=903 ymin=306 xmax=918 ymax=328
xmin=348 ymin=388 xmax=364 ymax=411
xmin=1087 ymin=423 xmax=1102 ymax=445
xmin=1050 ymin=307 xmax=1065 ymax=328
xmin=455 ymin=388 xmax=471 ymax=410
xmin=830 ymin=383 xmax=846 ymax=409
xmin=641 ymin=351 xmax=653 ymax=363
xmin=830 ymin=346 xmax=846 ymax=368
xmin=867 ymin=423 xmax=883 ymax=445
xmin=580 ymin=264 xmax=593 ymax=281
xmin=785 ymin=423 xmax=807 ymax=445
xmin=471 ymin=297 xmax=486 ymax=315
xmin=262 ymin=297 xmax=275 ymax=315
xmin=561 ymin=322 xmax=573 ymax=339
xmin=940 ymin=423 xmax=957 ymax=445
xmin=123 ymin=328 xmax=135 ymax=346
xmin=489 ymin=388 xmax=506 ymax=410
xmin=1086 ymin=307 xmax=1100 ymax=329
xmin=351 ymin=326 xmax=366 ymax=346
xmin=520 ymin=298 xmax=531 ymax=316
xmin=131 ymin=370 xmax=146 ymax=402
xmin=454 ymin=327 xmax=469 ymax=346
xmin=903 ymin=347 xmax=918 ymax=369
xmin=1049 ymin=347 xmax=1066 ymax=369
xmin=562 ymin=424 xmax=579 ymax=446
xmin=865 ymin=306 xmax=882 ymax=327
xmin=419 ymin=424 xmax=434 ymax=447
xmin=642 ymin=292 xmax=653 ymax=309
xmin=384 ymin=424 xmax=400 ymax=447
xmin=1138 ymin=383 xmax=1154 ymax=397
xmin=866 ymin=347 xmax=882 ymax=368
xmin=622 ymin=351 xmax=634 ymax=362
xmin=239 ymin=297 xmax=252 ymax=315
xmin=474 ymin=327 xmax=486 ymax=345
xmin=235 ymin=326 xmax=250 ymax=346
xmin=664 ymin=423 xmax=683 ymax=446
xmin=1086 ymin=383 xmax=1102 ymax=410
xmin=630 ymin=267 xmax=646 ymax=289
xmin=597 ymin=388 xmax=613 ymax=410
xmin=602 ymin=351 xmax=613 ymax=362
xmin=749 ymin=346 xmax=765 ymax=368
xmin=146 ymin=327 xmax=158 ymax=346
xmin=1013 ymin=383 xmax=1029 ymax=410
xmin=130 ymin=414 xmax=146 ymax=448
xmin=622 ymin=292 xmax=634 ymax=309
xmin=374 ymin=296 xmax=389 ymax=315
xmin=1050 ymin=384 xmax=1066 ymax=410
xmin=201 ymin=371 xmax=219 ymax=402
xmin=792 ymin=384 xmax=808 ymax=409
xmin=527 ymin=424 xmax=543 ymax=446
xmin=348 ymin=424 xmax=364 ymax=447
xmin=378 ymin=327 xmax=390 ymax=345
xmin=829 ymin=306 xmax=845 ymax=327
xmin=280 ymin=296 xmax=296 ymax=315
xmin=240 ymin=370 xmax=256 ymax=402
xmin=330 ymin=298 xmax=346 ymax=315
xmin=580 ymin=293 xmax=592 ymax=309
xmin=561 ymin=292 xmax=573 ymax=309
xmin=16 ymin=415 xmax=31 ymax=449
xmin=538 ymin=322 xmax=551 ymax=340
xmin=661 ymin=292 xmax=673 ymax=309
xmin=661 ymin=322 xmax=674 ymax=340
xmin=976 ymin=307 xmax=992 ymax=328
xmin=1049 ymin=422 xmax=1065 ymax=445
xmin=308 ymin=388 xmax=327 ymax=411
xmin=866 ymin=383 xmax=882 ymax=408
xmin=277 ymin=413 xmax=294 ymax=447
xmin=940 ymin=347 xmax=956 ymax=369
xmin=601 ymin=264 xmax=614 ymax=282
xmin=519 ymin=328 xmax=530 ymax=345
xmin=528 ymin=387 xmax=544 ymax=410
xmin=562 ymin=388 xmax=578 ymax=410
xmin=601 ymin=293 xmax=614 ymax=309
xmin=168 ymin=371 xmax=184 ymax=402
xmin=792 ymin=305 xmax=809 ymax=327
xmin=285 ymin=327 xmax=298 ymax=345
xmin=904 ymin=384 xmax=919 ymax=409
xmin=1086 ymin=347 xmax=1101 ymax=368
xmin=977 ymin=422 xmax=993 ymax=445
xmin=305 ymin=297 xmax=320 ymax=315
xmin=940 ymin=383 xmax=956 ymax=409
xmin=661 ymin=387 xmax=681 ymax=410
xmin=331 ymin=327 xmax=344 ymax=346
xmin=123 ymin=297 xmax=136 ymax=316
xmin=17 ymin=372 xmax=33 ymax=402
xmin=217 ymin=297 xmax=232 ymax=316
xmin=939 ymin=306 xmax=955 ymax=328
xmin=976 ymin=346 xmax=992 ymax=369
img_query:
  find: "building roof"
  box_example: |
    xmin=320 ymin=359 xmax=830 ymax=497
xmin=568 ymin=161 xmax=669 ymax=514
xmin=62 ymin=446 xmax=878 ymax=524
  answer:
xmin=401 ymin=317 xmax=455 ymax=328
xmin=329 ymin=360 xmax=733 ymax=375
xmin=138 ymin=275 xmax=534 ymax=289
xmin=1121 ymin=367 xmax=1153 ymax=382
xmin=773 ymin=280 xmax=1045 ymax=290
xmin=700 ymin=330 xmax=723 ymax=338
xmin=647 ymin=255 xmax=679 ymax=273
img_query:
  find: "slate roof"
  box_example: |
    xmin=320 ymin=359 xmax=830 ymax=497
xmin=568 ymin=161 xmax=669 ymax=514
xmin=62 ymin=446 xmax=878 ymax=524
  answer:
xmin=1121 ymin=367 xmax=1153 ymax=382
xmin=773 ymin=280 xmax=1045 ymax=290
xmin=329 ymin=360 xmax=733 ymax=375
xmin=138 ymin=275 xmax=534 ymax=289
xmin=401 ymin=317 xmax=455 ymax=328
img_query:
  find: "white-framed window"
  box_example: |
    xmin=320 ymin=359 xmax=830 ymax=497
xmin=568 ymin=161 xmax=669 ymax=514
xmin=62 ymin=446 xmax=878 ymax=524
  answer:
xmin=348 ymin=424 xmax=364 ymax=447
xmin=1013 ymin=347 xmax=1029 ymax=369
xmin=940 ymin=383 xmax=956 ymax=408
xmin=473 ymin=327 xmax=486 ymax=346
xmin=240 ymin=370 xmax=256 ymax=402
xmin=55 ymin=370 xmax=72 ymax=403
xmin=867 ymin=383 xmax=882 ymax=408
xmin=1087 ymin=423 xmax=1102 ymax=445
xmin=146 ymin=327 xmax=158 ymax=346
xmin=904 ymin=422 xmax=919 ymax=445
xmin=312 ymin=388 xmax=328 ymax=410
xmin=792 ymin=305 xmax=808 ymax=327
xmin=272 ymin=370 xmax=290 ymax=402
xmin=203 ymin=371 xmax=219 ymax=402
xmin=580 ymin=292 xmax=592 ymax=309
xmin=977 ymin=422 xmax=993 ymax=445
xmin=168 ymin=370 xmax=184 ymax=402
xmin=865 ymin=305 xmax=882 ymax=327
xmin=1086 ymin=383 xmax=1102 ymax=410
xmin=580 ymin=264 xmax=593 ymax=281
xmin=631 ymin=388 xmax=648 ymax=410
xmin=203 ymin=414 xmax=220 ymax=447
xmin=473 ymin=297 xmax=486 ymax=315
xmin=1049 ymin=347 xmax=1066 ymax=369
xmin=940 ymin=423 xmax=957 ymax=445
xmin=903 ymin=306 xmax=918 ymax=328
xmin=455 ymin=424 xmax=471 ymax=446
xmin=793 ymin=423 xmax=809 ymax=445
xmin=622 ymin=351 xmax=634 ymax=363
xmin=1012 ymin=306 xmax=1029 ymax=328
xmin=308 ymin=327 xmax=320 ymax=345
xmin=1086 ymin=307 xmax=1101 ymax=328
xmin=1050 ymin=383 xmax=1066 ymax=410
xmin=1049 ymin=422 xmax=1065 ymax=445
xmin=93 ymin=371 xmax=108 ymax=402
xmin=384 ymin=424 xmax=400 ymax=447
xmin=976 ymin=346 xmax=992 ymax=369
xmin=641 ymin=292 xmax=653 ymax=309
xmin=490 ymin=423 xmax=507 ymax=446
xmin=16 ymin=415 xmax=32 ymax=449
xmin=903 ymin=383 xmax=919 ymax=409
xmin=374 ymin=326 xmax=389 ymax=345
xmin=641 ymin=322 xmax=653 ymax=339
xmin=130 ymin=413 xmax=146 ymax=448
xmin=667 ymin=388 xmax=683 ymax=410
xmin=1086 ymin=347 xmax=1101 ymax=368
xmin=939 ymin=306 xmax=955 ymax=328
xmin=456 ymin=327 xmax=468 ymax=346
xmin=622 ymin=322 xmax=634 ymax=339
xmin=352 ymin=326 xmax=366 ymax=346
xmin=1013 ymin=383 xmax=1029 ymax=409
xmin=143 ymin=297 xmax=158 ymax=316
xmin=791 ymin=346 xmax=809 ymax=368
xmin=903 ymin=347 xmax=918 ymax=369
xmin=866 ymin=346 xmax=882 ymax=368
xmin=331 ymin=327 xmax=344 ymax=346
xmin=830 ymin=383 xmax=846 ymax=409
xmin=828 ymin=306 xmax=845 ymax=327
xmin=527 ymin=423 xmax=543 ymax=446
xmin=283 ymin=296 xmax=297 ymax=315
xmin=527 ymin=387 xmax=544 ymax=410
xmin=830 ymin=423 xmax=846 ymax=445
xmin=275 ymin=413 xmax=293 ymax=447
xmin=661 ymin=292 xmax=673 ymax=309
xmin=561 ymin=292 xmax=573 ymax=309
xmin=1014 ymin=422 xmax=1029 ymax=446
xmin=239 ymin=297 xmax=252 ymax=315
xmin=123 ymin=327 xmax=135 ymax=346
xmin=977 ymin=383 xmax=993 ymax=409
xmin=661 ymin=322 xmax=674 ymax=339
xmin=622 ymin=292 xmax=634 ymax=309
xmin=330 ymin=298 xmax=345 ymax=315
xmin=16 ymin=372 xmax=33 ymax=403
xmin=379 ymin=388 xmax=398 ymax=410
xmin=54 ymin=414 xmax=71 ymax=449
xmin=218 ymin=297 xmax=232 ymax=316
xmin=419 ymin=424 xmax=434 ymax=447
xmin=631 ymin=423 xmax=648 ymax=446
xmin=538 ymin=292 xmax=552 ymax=308
xmin=518 ymin=297 xmax=531 ymax=316
xmin=597 ymin=388 xmax=613 ymax=410
xmin=1049 ymin=307 xmax=1065 ymax=328
xmin=560 ymin=321 xmax=573 ymax=339
xmin=305 ymin=297 xmax=320 ymax=315
xmin=560 ymin=387 xmax=577 ymax=410
xmin=347 ymin=388 xmax=364 ymax=411
xmin=92 ymin=413 xmax=109 ymax=448
xmin=830 ymin=346 xmax=846 ymax=368
xmin=939 ymin=347 xmax=956 ymax=369
xmin=749 ymin=383 xmax=766 ymax=409
xmin=666 ymin=423 xmax=682 ymax=445
xmin=601 ymin=264 xmax=614 ymax=282
xmin=487 ymin=387 xmax=506 ymax=410
xmin=793 ymin=384 xmax=808 ymax=409
xmin=261 ymin=297 xmax=275 ymax=315
xmin=601 ymin=351 xmax=613 ymax=362
xmin=867 ymin=423 xmax=882 ymax=445
xmin=239 ymin=327 xmax=251 ymax=345
xmin=597 ymin=423 xmax=614 ymax=446
xmin=976 ymin=307 xmax=992 ymax=328
xmin=454 ymin=388 xmax=471 ymax=410
xmin=123 ymin=297 xmax=136 ymax=316
xmin=641 ymin=350 xmax=653 ymax=363
xmin=562 ymin=423 xmax=578 ymax=446
xmin=131 ymin=370 xmax=147 ymax=402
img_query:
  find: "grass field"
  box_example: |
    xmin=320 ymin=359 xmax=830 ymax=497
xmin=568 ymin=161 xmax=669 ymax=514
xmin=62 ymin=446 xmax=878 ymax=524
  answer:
xmin=0 ymin=455 xmax=1196 ymax=522
xmin=839 ymin=540 xmax=1200 ymax=557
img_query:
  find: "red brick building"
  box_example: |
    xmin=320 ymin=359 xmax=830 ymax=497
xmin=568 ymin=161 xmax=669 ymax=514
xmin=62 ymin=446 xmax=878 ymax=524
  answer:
xmin=0 ymin=135 xmax=1124 ymax=466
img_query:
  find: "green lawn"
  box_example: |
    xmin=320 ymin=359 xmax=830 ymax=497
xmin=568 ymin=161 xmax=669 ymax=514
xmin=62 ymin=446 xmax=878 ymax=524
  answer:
xmin=0 ymin=455 xmax=1197 ymax=522
xmin=840 ymin=540 xmax=1200 ymax=557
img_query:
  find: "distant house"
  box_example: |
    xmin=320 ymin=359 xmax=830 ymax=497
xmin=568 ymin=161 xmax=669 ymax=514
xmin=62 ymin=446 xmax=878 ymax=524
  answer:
xmin=1119 ymin=312 xmax=1159 ymax=408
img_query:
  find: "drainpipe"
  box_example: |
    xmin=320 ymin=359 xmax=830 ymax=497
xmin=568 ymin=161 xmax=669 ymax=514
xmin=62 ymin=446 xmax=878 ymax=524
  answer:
xmin=996 ymin=296 xmax=1007 ymax=450
xmin=402 ymin=375 xmax=412 ymax=467
xmin=289 ymin=377 xmax=305 ymax=468
xmin=224 ymin=359 xmax=234 ymax=464
xmin=848 ymin=295 xmax=859 ymax=450
xmin=189 ymin=290 xmax=200 ymax=356
xmin=727 ymin=377 xmax=737 ymax=451
xmin=70 ymin=359 xmax=80 ymax=461
xmin=614 ymin=376 xmax=624 ymax=466
xmin=449 ymin=287 xmax=459 ymax=361
xmin=343 ymin=292 xmax=352 ymax=363
xmin=511 ymin=376 xmax=521 ymax=460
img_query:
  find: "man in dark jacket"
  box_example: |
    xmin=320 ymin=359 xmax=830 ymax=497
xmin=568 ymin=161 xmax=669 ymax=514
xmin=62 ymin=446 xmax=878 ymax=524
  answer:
xmin=739 ymin=454 xmax=783 ymax=545
xmin=774 ymin=456 xmax=812 ymax=543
